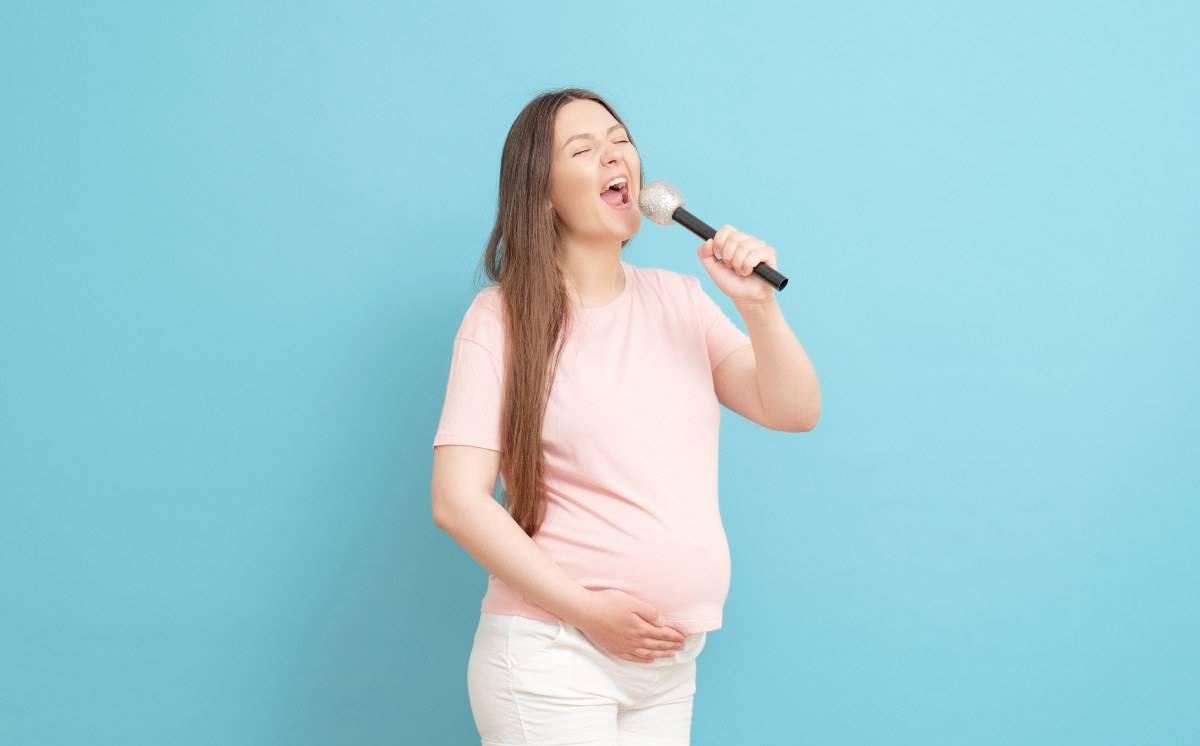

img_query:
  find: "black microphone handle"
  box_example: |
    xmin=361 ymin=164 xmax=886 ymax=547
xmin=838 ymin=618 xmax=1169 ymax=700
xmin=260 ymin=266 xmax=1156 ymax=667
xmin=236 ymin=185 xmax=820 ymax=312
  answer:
xmin=672 ymin=206 xmax=789 ymax=291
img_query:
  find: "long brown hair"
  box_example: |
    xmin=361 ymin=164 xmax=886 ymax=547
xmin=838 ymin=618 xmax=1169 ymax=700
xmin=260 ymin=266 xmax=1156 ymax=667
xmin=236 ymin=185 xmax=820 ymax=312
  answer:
xmin=476 ymin=87 xmax=644 ymax=538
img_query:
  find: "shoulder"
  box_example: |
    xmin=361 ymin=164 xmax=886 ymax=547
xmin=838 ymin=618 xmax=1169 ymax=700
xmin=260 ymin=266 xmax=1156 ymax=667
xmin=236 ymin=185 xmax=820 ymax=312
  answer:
xmin=627 ymin=262 xmax=699 ymax=299
xmin=470 ymin=284 xmax=504 ymax=314
xmin=454 ymin=285 xmax=506 ymax=353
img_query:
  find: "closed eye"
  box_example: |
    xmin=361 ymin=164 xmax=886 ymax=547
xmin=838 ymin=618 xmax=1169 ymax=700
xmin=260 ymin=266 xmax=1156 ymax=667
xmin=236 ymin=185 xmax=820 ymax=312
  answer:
xmin=573 ymin=139 xmax=631 ymax=157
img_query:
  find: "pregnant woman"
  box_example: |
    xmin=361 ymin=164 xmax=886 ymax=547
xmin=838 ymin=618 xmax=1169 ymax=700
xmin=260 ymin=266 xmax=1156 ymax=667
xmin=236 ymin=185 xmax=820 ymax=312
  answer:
xmin=430 ymin=87 xmax=820 ymax=745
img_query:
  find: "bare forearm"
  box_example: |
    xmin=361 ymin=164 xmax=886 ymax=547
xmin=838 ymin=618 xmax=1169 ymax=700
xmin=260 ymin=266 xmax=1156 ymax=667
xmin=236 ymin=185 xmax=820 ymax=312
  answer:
xmin=434 ymin=493 xmax=592 ymax=627
xmin=734 ymin=296 xmax=821 ymax=430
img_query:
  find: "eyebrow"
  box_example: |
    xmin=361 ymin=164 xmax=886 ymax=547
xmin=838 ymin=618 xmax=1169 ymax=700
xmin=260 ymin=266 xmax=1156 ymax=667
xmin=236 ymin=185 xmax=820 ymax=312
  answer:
xmin=561 ymin=124 xmax=627 ymax=150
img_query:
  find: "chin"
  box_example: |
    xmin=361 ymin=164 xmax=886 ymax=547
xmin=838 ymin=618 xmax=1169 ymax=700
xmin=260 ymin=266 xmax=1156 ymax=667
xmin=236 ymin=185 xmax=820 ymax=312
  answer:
xmin=605 ymin=219 xmax=639 ymax=244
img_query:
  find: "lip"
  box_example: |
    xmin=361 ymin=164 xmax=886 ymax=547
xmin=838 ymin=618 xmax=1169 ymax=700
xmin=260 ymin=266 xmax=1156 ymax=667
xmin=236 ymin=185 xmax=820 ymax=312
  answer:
xmin=599 ymin=171 xmax=630 ymax=194
xmin=599 ymin=175 xmax=634 ymax=211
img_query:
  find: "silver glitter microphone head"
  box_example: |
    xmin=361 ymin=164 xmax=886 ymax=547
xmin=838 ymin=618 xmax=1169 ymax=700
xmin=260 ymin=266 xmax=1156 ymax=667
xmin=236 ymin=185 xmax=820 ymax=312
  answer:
xmin=637 ymin=180 xmax=684 ymax=226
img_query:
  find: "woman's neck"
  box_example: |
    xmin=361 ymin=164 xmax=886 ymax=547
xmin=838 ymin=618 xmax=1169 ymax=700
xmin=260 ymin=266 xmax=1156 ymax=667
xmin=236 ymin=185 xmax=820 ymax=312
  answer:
xmin=560 ymin=245 xmax=624 ymax=309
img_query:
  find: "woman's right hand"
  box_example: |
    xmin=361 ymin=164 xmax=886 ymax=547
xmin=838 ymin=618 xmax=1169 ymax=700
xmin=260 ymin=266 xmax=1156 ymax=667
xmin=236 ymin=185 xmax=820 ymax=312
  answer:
xmin=572 ymin=588 xmax=687 ymax=663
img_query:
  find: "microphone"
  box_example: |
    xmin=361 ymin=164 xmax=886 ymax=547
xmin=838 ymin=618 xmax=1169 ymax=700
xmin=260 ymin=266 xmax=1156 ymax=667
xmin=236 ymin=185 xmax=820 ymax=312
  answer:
xmin=638 ymin=180 xmax=789 ymax=291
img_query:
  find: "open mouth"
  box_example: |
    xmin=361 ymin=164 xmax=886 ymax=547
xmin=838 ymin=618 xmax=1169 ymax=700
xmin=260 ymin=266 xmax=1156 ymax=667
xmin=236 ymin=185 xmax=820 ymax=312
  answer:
xmin=599 ymin=180 xmax=631 ymax=209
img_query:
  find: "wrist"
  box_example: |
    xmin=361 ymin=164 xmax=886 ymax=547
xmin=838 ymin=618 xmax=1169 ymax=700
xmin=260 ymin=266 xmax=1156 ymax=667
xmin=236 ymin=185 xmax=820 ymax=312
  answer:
xmin=559 ymin=586 xmax=595 ymax=628
xmin=734 ymin=295 xmax=781 ymax=316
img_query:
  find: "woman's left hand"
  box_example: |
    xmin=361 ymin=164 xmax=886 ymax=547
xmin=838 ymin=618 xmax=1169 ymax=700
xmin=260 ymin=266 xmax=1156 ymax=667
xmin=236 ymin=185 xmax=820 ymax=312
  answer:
xmin=697 ymin=224 xmax=779 ymax=305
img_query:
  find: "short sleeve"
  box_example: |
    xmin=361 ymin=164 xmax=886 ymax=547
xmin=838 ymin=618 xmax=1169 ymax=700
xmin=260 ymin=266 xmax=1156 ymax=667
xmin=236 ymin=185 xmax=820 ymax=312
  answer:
xmin=432 ymin=291 xmax=506 ymax=452
xmin=688 ymin=276 xmax=752 ymax=371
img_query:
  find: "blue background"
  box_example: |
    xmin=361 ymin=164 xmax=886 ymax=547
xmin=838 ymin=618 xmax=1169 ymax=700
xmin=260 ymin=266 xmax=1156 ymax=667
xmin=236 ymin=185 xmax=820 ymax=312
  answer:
xmin=2 ymin=1 xmax=1197 ymax=744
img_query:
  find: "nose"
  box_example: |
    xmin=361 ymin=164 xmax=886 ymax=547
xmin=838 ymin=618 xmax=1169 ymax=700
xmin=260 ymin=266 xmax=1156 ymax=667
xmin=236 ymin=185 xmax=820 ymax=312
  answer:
xmin=600 ymin=141 xmax=620 ymax=166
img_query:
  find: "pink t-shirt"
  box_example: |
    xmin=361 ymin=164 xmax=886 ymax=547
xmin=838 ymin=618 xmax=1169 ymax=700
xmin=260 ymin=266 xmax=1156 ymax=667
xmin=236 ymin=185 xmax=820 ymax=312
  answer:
xmin=432 ymin=259 xmax=752 ymax=633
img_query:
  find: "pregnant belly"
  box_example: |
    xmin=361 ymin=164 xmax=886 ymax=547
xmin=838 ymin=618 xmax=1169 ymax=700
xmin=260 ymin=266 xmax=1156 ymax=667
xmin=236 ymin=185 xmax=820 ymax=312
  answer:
xmin=544 ymin=526 xmax=732 ymax=633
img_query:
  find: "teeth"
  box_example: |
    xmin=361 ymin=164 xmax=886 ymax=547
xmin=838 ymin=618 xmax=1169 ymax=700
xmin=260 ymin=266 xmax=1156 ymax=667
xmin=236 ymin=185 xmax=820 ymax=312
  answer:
xmin=602 ymin=176 xmax=628 ymax=192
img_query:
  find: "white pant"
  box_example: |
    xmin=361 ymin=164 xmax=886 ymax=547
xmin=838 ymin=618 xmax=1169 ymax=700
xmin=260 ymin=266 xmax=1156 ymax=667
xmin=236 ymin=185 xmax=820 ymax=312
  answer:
xmin=467 ymin=611 xmax=709 ymax=745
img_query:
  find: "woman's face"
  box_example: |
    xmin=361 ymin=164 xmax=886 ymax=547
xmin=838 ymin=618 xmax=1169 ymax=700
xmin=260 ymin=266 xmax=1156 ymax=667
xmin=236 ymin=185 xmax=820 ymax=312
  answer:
xmin=547 ymin=99 xmax=641 ymax=244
